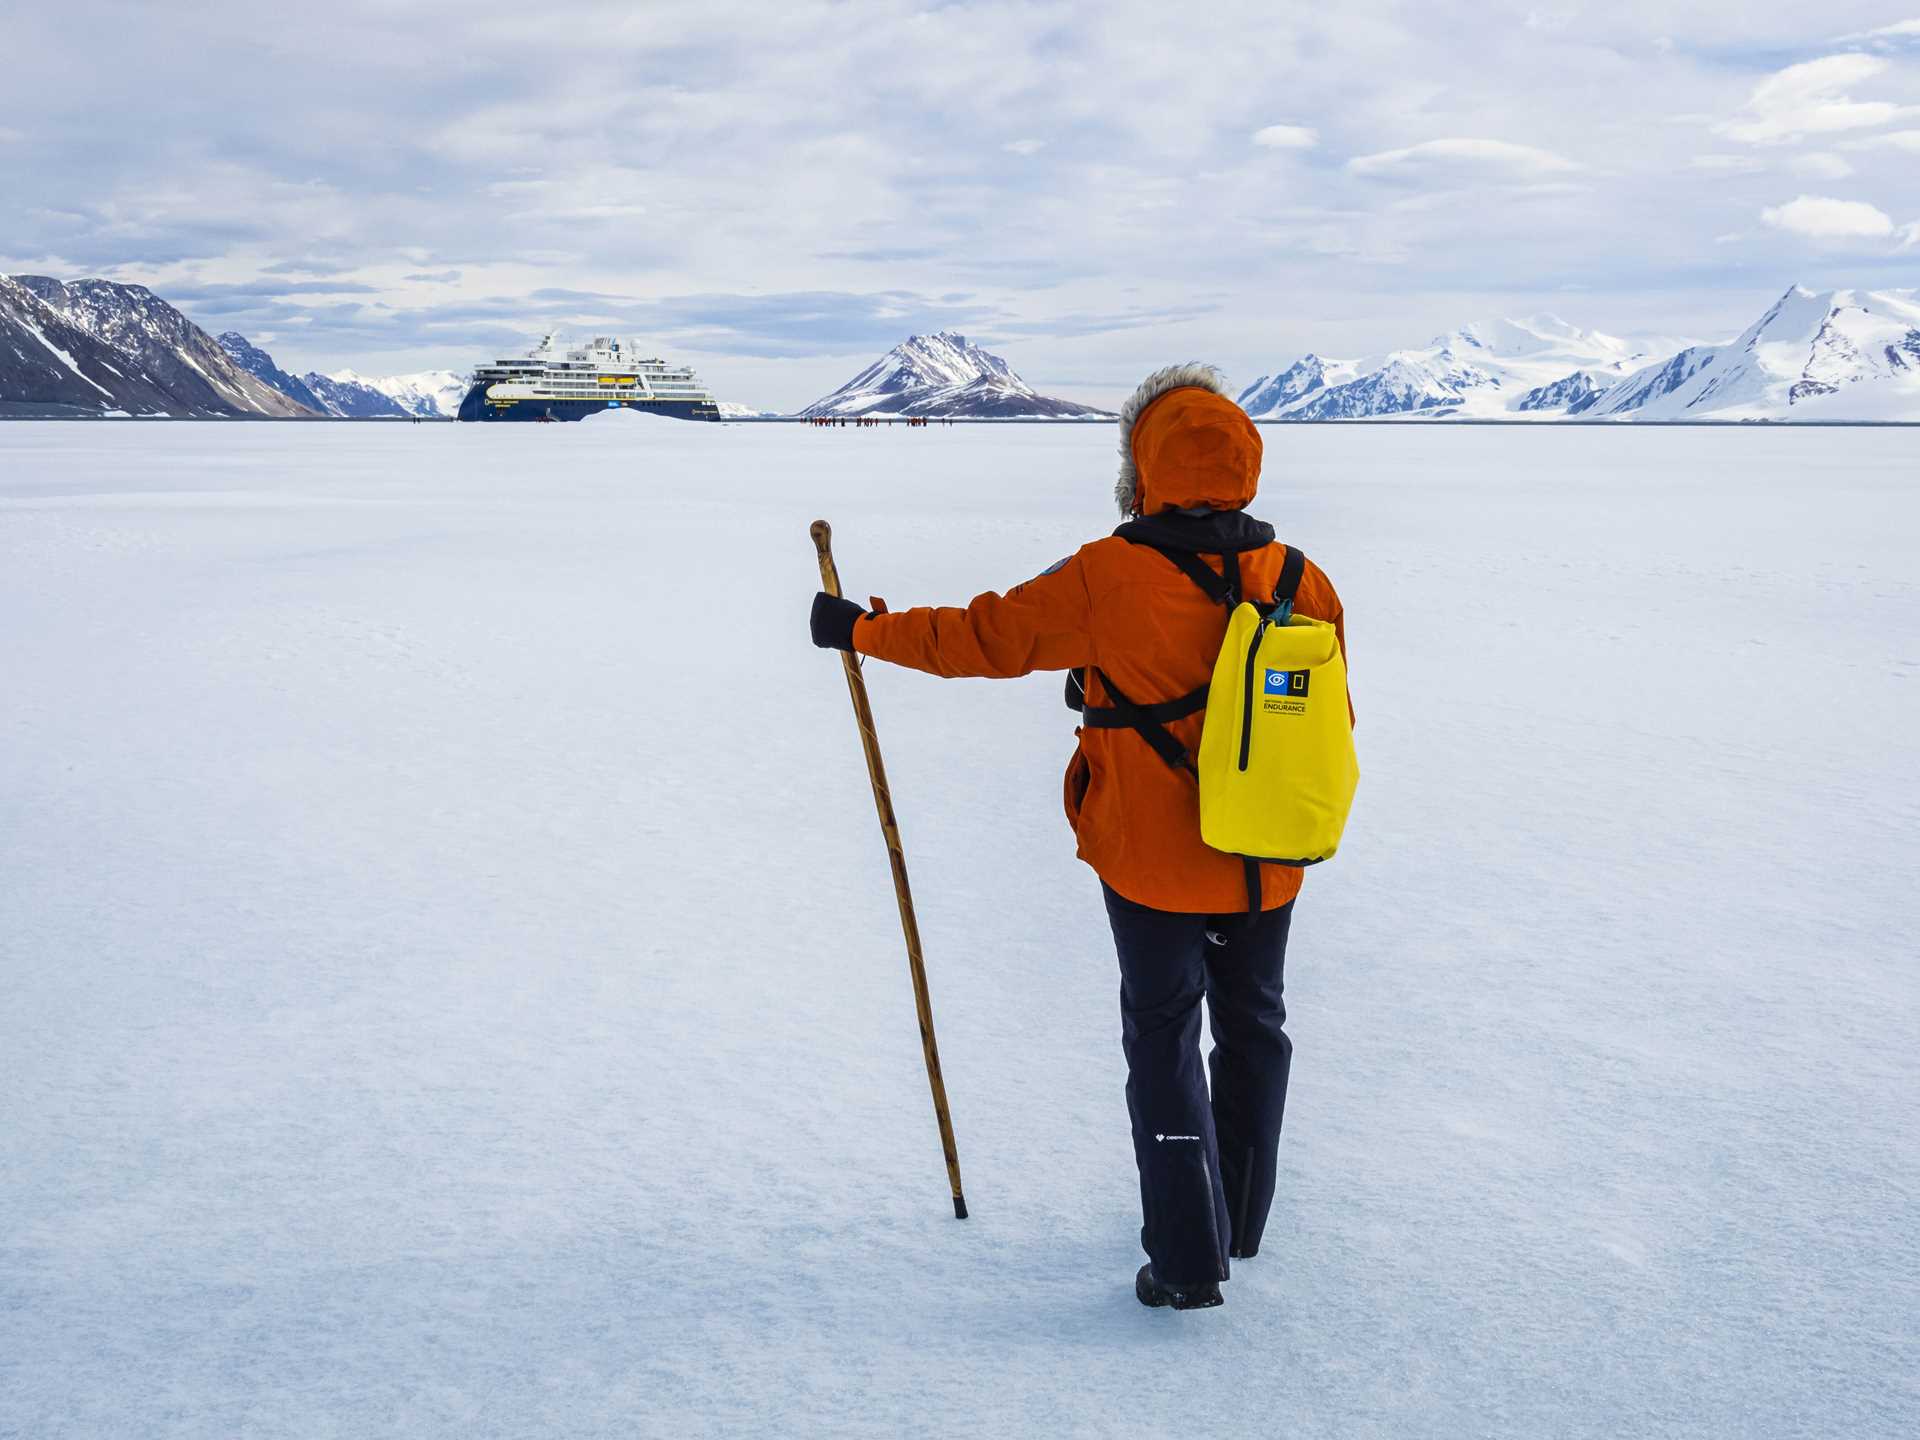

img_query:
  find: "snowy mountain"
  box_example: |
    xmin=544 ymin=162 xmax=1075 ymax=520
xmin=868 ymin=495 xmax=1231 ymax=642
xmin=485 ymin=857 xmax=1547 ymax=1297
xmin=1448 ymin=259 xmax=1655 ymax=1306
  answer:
xmin=13 ymin=276 xmax=1917 ymax=426
xmin=2 ymin=274 xmax=149 ymax=416
xmin=1584 ymin=287 xmax=1920 ymax=422
xmin=1515 ymin=370 xmax=1610 ymax=413
xmin=1240 ymin=316 xmax=1652 ymax=421
xmin=290 ymin=368 xmax=465 ymax=418
xmin=802 ymin=332 xmax=1111 ymax=418
xmin=0 ymin=287 xmax=458 ymax=421
xmin=218 ymin=332 xmax=326 ymax=414
xmin=1241 ymin=290 xmax=1920 ymax=423
xmin=1234 ymin=354 xmax=1366 ymax=417
xmin=0 ymin=275 xmax=318 ymax=418
xmin=294 ymin=371 xmax=410 ymax=418
xmin=360 ymin=369 xmax=467 ymax=418
xmin=218 ymin=342 xmax=468 ymax=419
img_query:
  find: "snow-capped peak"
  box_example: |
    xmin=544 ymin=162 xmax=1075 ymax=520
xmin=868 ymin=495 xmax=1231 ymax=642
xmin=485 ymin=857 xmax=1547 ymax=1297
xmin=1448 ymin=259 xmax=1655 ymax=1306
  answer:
xmin=298 ymin=366 xmax=466 ymax=417
xmin=802 ymin=332 xmax=1108 ymax=418
xmin=1238 ymin=354 xmax=1363 ymax=418
xmin=1589 ymin=284 xmax=1920 ymax=420
xmin=361 ymin=369 xmax=467 ymax=418
xmin=1244 ymin=299 xmax=1681 ymax=420
xmin=1434 ymin=315 xmax=1634 ymax=364
xmin=1244 ymin=309 xmax=1658 ymax=421
xmin=0 ymin=276 xmax=314 ymax=417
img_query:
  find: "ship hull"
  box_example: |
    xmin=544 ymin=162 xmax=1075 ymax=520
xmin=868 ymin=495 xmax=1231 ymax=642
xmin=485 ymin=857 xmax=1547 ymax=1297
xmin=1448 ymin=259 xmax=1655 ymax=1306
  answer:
xmin=456 ymin=385 xmax=720 ymax=422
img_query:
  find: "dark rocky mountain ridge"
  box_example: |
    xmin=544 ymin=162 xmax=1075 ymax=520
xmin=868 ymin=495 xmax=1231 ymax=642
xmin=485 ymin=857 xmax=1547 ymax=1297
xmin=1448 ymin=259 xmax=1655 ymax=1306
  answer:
xmin=0 ymin=274 xmax=317 ymax=417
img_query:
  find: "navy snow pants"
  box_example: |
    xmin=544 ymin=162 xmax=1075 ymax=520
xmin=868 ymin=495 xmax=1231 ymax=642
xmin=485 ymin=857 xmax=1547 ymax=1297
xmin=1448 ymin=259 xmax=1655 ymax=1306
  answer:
xmin=1102 ymin=884 xmax=1294 ymax=1285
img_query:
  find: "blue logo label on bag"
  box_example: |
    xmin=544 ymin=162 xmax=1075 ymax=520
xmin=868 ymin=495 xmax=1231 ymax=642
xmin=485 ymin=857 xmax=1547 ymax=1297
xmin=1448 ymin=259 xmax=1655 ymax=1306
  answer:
xmin=1264 ymin=668 xmax=1309 ymax=697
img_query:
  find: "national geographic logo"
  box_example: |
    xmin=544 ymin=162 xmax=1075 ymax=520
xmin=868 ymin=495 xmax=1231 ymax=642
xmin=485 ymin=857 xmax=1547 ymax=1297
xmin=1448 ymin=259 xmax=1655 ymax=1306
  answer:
xmin=1262 ymin=667 xmax=1309 ymax=715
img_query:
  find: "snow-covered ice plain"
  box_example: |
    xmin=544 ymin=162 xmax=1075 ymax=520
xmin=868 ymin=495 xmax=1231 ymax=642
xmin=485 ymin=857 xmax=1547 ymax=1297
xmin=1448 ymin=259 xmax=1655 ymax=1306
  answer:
xmin=3 ymin=417 xmax=1915 ymax=1438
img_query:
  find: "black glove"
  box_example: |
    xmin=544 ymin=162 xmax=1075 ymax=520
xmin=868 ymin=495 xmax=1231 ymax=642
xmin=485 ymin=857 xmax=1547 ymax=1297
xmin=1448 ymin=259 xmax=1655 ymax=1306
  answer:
xmin=810 ymin=591 xmax=865 ymax=651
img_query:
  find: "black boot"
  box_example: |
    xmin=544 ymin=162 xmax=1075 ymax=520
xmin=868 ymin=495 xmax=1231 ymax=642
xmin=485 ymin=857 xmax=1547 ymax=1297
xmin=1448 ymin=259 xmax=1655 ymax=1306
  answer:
xmin=1135 ymin=1263 xmax=1224 ymax=1311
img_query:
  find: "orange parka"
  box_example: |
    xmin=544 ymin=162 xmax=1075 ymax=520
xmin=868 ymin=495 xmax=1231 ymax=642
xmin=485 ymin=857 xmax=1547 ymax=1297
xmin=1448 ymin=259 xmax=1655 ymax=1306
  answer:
xmin=852 ymin=382 xmax=1348 ymax=914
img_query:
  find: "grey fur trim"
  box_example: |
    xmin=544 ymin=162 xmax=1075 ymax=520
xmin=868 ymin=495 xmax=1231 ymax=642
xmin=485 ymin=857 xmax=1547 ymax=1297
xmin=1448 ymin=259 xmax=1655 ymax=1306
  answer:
xmin=1114 ymin=363 xmax=1232 ymax=516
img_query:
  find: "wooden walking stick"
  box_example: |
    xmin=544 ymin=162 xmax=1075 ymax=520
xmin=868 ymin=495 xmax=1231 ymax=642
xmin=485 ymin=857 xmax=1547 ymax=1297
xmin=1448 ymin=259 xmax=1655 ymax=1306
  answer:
xmin=811 ymin=519 xmax=968 ymax=1220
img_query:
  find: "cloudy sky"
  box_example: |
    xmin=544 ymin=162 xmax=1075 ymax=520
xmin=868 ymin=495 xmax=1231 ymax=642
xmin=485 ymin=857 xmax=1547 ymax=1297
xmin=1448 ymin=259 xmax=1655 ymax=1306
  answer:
xmin=4 ymin=2 xmax=1917 ymax=409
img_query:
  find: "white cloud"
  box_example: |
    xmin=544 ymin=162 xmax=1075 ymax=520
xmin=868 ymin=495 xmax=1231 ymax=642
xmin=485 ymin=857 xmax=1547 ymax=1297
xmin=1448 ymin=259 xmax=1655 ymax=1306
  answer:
xmin=1902 ymin=221 xmax=1920 ymax=248
xmin=1837 ymin=19 xmax=1920 ymax=41
xmin=1691 ymin=154 xmax=1760 ymax=172
xmin=1348 ymin=137 xmax=1578 ymax=178
xmin=1003 ymin=138 xmax=1046 ymax=157
xmin=1759 ymin=194 xmax=1895 ymax=240
xmin=1251 ymin=124 xmax=1317 ymax=150
xmin=1718 ymin=55 xmax=1906 ymax=144
xmin=1841 ymin=129 xmax=1920 ymax=153
xmin=1789 ymin=152 xmax=1854 ymax=179
xmin=507 ymin=202 xmax=647 ymax=221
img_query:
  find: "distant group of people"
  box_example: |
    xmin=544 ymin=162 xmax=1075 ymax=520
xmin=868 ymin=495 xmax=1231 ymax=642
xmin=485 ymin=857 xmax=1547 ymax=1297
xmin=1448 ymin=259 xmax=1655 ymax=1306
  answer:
xmin=806 ymin=415 xmax=952 ymax=427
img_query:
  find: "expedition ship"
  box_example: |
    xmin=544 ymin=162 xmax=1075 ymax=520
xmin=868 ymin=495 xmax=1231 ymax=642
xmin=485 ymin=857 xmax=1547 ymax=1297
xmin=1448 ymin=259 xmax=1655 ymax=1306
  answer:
xmin=456 ymin=334 xmax=721 ymax=421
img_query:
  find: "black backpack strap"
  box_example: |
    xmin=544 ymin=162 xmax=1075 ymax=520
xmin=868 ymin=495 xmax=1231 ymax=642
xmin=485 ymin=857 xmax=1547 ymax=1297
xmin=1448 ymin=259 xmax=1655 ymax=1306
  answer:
xmin=1067 ymin=547 xmax=1231 ymax=716
xmin=1081 ymin=674 xmax=1209 ymax=731
xmin=1120 ymin=539 xmax=1239 ymax=607
xmin=1074 ymin=540 xmax=1293 ymax=768
xmin=1083 ymin=668 xmax=1205 ymax=772
xmin=1272 ymin=546 xmax=1307 ymax=617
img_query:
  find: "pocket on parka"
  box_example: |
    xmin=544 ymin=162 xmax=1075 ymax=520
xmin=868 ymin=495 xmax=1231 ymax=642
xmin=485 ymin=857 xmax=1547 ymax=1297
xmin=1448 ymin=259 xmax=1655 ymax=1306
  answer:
xmin=1063 ymin=735 xmax=1091 ymax=832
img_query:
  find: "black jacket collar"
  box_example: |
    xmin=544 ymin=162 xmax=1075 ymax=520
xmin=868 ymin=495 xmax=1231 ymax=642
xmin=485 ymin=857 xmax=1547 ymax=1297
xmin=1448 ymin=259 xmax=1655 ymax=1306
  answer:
xmin=1113 ymin=508 xmax=1276 ymax=554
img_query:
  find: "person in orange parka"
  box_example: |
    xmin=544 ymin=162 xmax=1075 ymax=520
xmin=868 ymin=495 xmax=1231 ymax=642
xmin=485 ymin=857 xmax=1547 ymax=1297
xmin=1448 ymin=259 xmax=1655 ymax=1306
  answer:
xmin=809 ymin=364 xmax=1349 ymax=1312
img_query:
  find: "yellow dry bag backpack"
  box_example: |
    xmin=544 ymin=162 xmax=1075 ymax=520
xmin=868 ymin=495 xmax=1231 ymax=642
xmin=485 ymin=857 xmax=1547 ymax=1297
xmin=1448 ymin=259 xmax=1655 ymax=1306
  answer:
xmin=1070 ymin=542 xmax=1358 ymax=894
xmin=1194 ymin=553 xmax=1359 ymax=867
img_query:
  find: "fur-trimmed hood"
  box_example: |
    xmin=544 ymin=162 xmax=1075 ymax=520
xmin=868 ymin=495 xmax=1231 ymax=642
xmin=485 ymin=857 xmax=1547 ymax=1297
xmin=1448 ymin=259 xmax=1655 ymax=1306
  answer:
xmin=1113 ymin=364 xmax=1262 ymax=517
